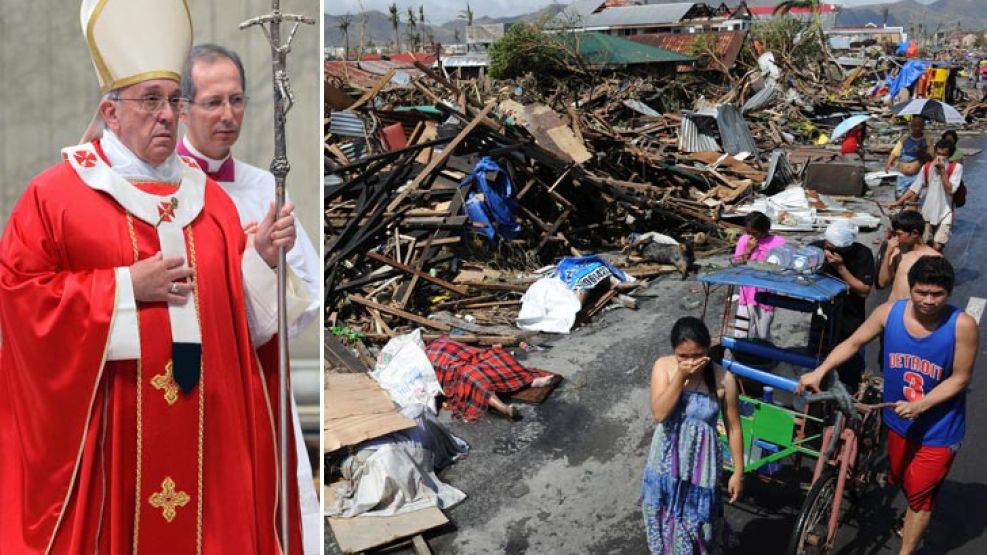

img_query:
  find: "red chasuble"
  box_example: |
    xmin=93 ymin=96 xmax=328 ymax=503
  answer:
xmin=0 ymin=142 xmax=302 ymax=554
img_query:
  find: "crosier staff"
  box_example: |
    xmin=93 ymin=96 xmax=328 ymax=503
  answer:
xmin=240 ymin=5 xmax=314 ymax=554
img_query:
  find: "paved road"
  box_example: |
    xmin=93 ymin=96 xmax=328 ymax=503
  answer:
xmin=329 ymin=134 xmax=987 ymax=555
xmin=726 ymin=132 xmax=987 ymax=555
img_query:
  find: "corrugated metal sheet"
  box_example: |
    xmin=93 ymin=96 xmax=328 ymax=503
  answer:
xmin=440 ymin=54 xmax=490 ymax=68
xmin=764 ymin=149 xmax=798 ymax=191
xmin=338 ymin=138 xmax=368 ymax=161
xmin=679 ymin=115 xmax=721 ymax=153
xmin=680 ymin=104 xmax=758 ymax=157
xmin=714 ymin=104 xmax=759 ymax=157
xmin=742 ymin=84 xmax=782 ymax=114
xmin=582 ymin=3 xmax=696 ymax=28
xmin=630 ymin=30 xmax=747 ymax=73
xmin=329 ymin=111 xmax=367 ymax=138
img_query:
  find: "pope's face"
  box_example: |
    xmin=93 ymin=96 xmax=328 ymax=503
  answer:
xmin=101 ymin=79 xmax=181 ymax=166
xmin=180 ymin=58 xmax=244 ymax=160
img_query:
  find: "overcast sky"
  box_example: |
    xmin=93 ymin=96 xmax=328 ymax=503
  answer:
xmin=325 ymin=0 xmax=938 ymax=24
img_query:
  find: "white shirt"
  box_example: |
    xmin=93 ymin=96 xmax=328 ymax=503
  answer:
xmin=909 ymin=160 xmax=962 ymax=226
xmin=180 ymin=137 xmax=321 ymax=337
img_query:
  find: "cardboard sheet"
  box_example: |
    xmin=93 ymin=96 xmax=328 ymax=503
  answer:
xmin=324 ymin=373 xmax=416 ymax=453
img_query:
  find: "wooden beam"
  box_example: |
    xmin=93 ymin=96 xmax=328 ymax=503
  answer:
xmin=386 ymin=101 xmax=497 ymax=213
xmin=367 ymin=251 xmax=468 ymax=296
xmin=412 ymin=535 xmax=432 ymax=555
xmin=346 ymin=68 xmax=396 ymax=111
xmin=349 ymin=295 xmax=452 ymax=332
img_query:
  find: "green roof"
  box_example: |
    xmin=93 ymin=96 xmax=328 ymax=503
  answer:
xmin=555 ymin=32 xmax=694 ymax=67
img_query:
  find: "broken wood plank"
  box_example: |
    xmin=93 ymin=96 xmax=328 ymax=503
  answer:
xmin=367 ymin=251 xmax=468 ymax=296
xmin=346 ymin=68 xmax=397 ymax=111
xmin=325 ymin=484 xmax=447 ymax=554
xmin=349 ymin=295 xmax=452 ymax=331
xmin=363 ymin=332 xmax=522 ymax=346
xmin=386 ymin=101 xmax=497 ymax=212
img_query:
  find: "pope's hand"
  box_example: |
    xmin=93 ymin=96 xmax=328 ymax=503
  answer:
xmin=131 ymin=252 xmax=194 ymax=304
xmin=253 ymin=201 xmax=296 ymax=267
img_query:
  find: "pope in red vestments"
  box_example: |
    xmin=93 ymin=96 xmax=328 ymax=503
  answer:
xmin=0 ymin=2 xmax=306 ymax=552
xmin=0 ymin=139 xmax=305 ymax=553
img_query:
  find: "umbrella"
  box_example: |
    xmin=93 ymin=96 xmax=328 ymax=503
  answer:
xmin=892 ymin=98 xmax=965 ymax=125
xmin=831 ymin=114 xmax=872 ymax=140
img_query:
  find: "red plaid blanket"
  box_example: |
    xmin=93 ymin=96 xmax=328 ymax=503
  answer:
xmin=425 ymin=337 xmax=550 ymax=422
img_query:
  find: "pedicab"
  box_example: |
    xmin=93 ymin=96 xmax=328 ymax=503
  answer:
xmin=698 ymin=265 xmax=885 ymax=554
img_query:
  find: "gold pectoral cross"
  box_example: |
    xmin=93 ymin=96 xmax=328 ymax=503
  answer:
xmin=149 ymin=476 xmax=190 ymax=523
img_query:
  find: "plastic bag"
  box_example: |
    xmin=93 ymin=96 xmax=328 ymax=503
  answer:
xmin=371 ymin=329 xmax=443 ymax=416
xmin=517 ymin=276 xmax=582 ymax=334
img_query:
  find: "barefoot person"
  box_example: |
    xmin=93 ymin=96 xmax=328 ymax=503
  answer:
xmin=799 ymin=256 xmax=977 ymax=555
xmin=642 ymin=317 xmax=744 ymax=554
xmin=878 ymin=210 xmax=941 ymax=303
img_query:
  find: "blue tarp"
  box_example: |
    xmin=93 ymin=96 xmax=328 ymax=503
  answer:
xmin=460 ymin=157 xmax=522 ymax=242
xmin=556 ymin=255 xmax=629 ymax=290
xmin=888 ymin=60 xmax=928 ymax=100
xmin=698 ymin=266 xmax=848 ymax=303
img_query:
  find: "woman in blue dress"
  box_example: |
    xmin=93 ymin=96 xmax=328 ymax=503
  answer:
xmin=642 ymin=317 xmax=745 ymax=554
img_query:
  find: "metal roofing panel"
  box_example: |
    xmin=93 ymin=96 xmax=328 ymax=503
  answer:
xmin=556 ymin=32 xmax=693 ymax=66
xmin=764 ymin=149 xmax=799 ymax=190
xmin=583 ymin=3 xmax=697 ymax=27
xmin=741 ymin=84 xmax=782 ymax=114
xmin=329 ymin=111 xmax=367 ymax=138
xmin=629 ymin=30 xmax=747 ymax=73
xmin=679 ymin=115 xmax=720 ymax=153
xmin=440 ymin=54 xmax=490 ymax=68
xmin=714 ymin=104 xmax=759 ymax=157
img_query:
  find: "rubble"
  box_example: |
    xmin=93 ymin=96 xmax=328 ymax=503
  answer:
xmin=325 ymin=34 xmax=987 ymax=353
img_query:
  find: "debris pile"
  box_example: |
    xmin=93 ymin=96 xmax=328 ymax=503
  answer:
xmin=324 ymin=63 xmax=792 ymax=344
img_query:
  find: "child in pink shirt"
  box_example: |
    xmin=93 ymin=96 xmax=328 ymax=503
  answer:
xmin=732 ymin=211 xmax=787 ymax=340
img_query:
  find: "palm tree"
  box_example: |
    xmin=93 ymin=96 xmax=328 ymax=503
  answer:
xmin=419 ymin=5 xmax=427 ymax=51
xmin=459 ymin=3 xmax=474 ymax=51
xmin=772 ymin=0 xmax=821 ymax=28
xmin=406 ymin=7 xmax=418 ymax=52
xmin=773 ymin=0 xmax=845 ymax=78
xmin=338 ymin=14 xmax=353 ymax=61
xmin=387 ymin=3 xmax=401 ymax=52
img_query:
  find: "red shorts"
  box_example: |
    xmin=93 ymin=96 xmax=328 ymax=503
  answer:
xmin=886 ymin=429 xmax=957 ymax=512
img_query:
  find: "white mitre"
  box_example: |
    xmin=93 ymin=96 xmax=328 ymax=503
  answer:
xmin=81 ymin=0 xmax=192 ymax=92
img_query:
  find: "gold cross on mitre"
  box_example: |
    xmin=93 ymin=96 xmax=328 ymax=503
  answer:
xmin=149 ymin=476 xmax=190 ymax=523
xmin=151 ymin=361 xmax=179 ymax=406
xmin=156 ymin=197 xmax=179 ymax=227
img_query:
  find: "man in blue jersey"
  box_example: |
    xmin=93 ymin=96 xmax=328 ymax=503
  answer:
xmin=797 ymin=256 xmax=978 ymax=555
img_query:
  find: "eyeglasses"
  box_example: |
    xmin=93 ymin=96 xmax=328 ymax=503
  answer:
xmin=113 ymin=95 xmax=189 ymax=114
xmin=189 ymin=95 xmax=248 ymax=113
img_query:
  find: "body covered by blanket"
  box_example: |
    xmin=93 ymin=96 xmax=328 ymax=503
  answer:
xmin=426 ymin=338 xmax=552 ymax=422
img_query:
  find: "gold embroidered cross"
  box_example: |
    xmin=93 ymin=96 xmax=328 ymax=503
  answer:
xmin=151 ymin=361 xmax=179 ymax=406
xmin=148 ymin=477 xmax=190 ymax=523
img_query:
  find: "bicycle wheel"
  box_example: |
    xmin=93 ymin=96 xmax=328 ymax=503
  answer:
xmin=788 ymin=469 xmax=840 ymax=555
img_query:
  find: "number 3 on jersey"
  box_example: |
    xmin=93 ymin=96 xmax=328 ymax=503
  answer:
xmin=903 ymin=371 xmax=925 ymax=401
